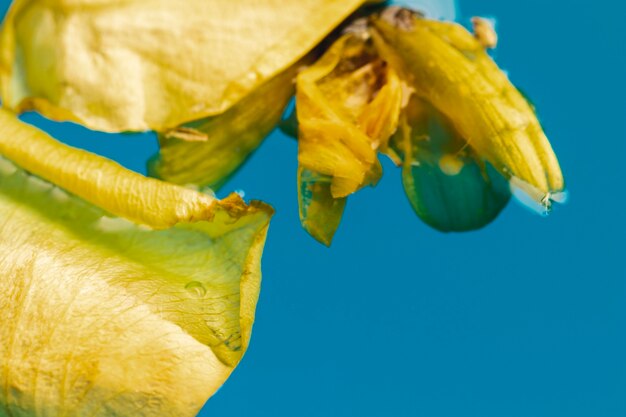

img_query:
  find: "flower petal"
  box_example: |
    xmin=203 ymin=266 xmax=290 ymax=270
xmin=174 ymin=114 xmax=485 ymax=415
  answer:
xmin=0 ymin=109 xmax=272 ymax=416
xmin=390 ymin=97 xmax=510 ymax=231
xmin=0 ymin=0 xmax=370 ymax=132
xmin=298 ymin=167 xmax=346 ymax=246
xmin=148 ymin=64 xmax=297 ymax=190
xmin=296 ymin=33 xmax=403 ymax=198
xmin=371 ymin=12 xmax=565 ymax=209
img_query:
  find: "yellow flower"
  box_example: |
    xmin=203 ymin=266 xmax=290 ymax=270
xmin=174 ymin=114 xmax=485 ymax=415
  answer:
xmin=0 ymin=0 xmax=380 ymax=192
xmin=294 ymin=32 xmax=403 ymax=244
xmin=295 ymin=8 xmax=565 ymax=244
xmin=0 ymin=1 xmax=566 ymax=414
xmin=0 ymin=109 xmax=272 ymax=416
xmin=371 ymin=8 xmax=565 ymax=206
xmin=0 ymin=0 xmax=564 ymax=247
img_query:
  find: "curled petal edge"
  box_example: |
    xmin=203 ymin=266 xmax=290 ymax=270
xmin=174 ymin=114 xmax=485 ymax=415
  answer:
xmin=0 ymin=109 xmax=272 ymax=416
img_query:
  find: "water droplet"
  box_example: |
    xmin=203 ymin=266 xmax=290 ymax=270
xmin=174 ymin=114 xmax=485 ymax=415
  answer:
xmin=185 ymin=281 xmax=206 ymax=298
xmin=234 ymin=189 xmax=245 ymax=198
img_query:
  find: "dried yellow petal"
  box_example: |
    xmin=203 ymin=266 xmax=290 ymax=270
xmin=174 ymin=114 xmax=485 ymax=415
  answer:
xmin=296 ymin=33 xmax=403 ymax=198
xmin=0 ymin=0 xmax=370 ymax=132
xmin=149 ymin=63 xmax=298 ymax=190
xmin=471 ymin=16 xmax=498 ymax=49
xmin=0 ymin=109 xmax=272 ymax=416
xmin=371 ymin=11 xmax=565 ymax=209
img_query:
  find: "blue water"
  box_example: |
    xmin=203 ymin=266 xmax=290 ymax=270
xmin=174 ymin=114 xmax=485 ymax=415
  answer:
xmin=3 ymin=0 xmax=625 ymax=416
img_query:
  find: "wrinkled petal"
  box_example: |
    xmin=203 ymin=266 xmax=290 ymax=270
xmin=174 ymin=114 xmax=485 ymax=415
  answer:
xmin=298 ymin=167 xmax=346 ymax=246
xmin=0 ymin=0 xmax=370 ymax=132
xmin=0 ymin=109 xmax=272 ymax=416
xmin=371 ymin=11 xmax=565 ymax=210
xmin=149 ymin=64 xmax=297 ymax=190
xmin=390 ymin=97 xmax=510 ymax=231
xmin=296 ymin=33 xmax=403 ymax=198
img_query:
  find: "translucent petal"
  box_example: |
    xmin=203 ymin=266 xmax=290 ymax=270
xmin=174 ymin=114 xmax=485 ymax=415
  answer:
xmin=0 ymin=109 xmax=272 ymax=416
xmin=298 ymin=167 xmax=346 ymax=246
xmin=391 ymin=98 xmax=510 ymax=231
xmin=0 ymin=0 xmax=369 ymax=132
xmin=371 ymin=12 xmax=565 ymax=209
xmin=149 ymin=64 xmax=297 ymax=190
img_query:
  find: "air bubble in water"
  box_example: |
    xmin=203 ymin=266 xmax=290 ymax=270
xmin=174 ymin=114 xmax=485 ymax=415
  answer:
xmin=185 ymin=281 xmax=207 ymax=298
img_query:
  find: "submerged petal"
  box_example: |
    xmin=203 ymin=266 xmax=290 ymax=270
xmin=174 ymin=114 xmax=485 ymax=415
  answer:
xmin=391 ymin=97 xmax=510 ymax=231
xmin=298 ymin=167 xmax=346 ymax=246
xmin=371 ymin=11 xmax=565 ymax=209
xmin=0 ymin=109 xmax=272 ymax=416
xmin=0 ymin=0 xmax=370 ymax=132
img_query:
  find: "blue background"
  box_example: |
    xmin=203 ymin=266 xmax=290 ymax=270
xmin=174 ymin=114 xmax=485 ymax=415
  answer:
xmin=3 ymin=0 xmax=625 ymax=416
